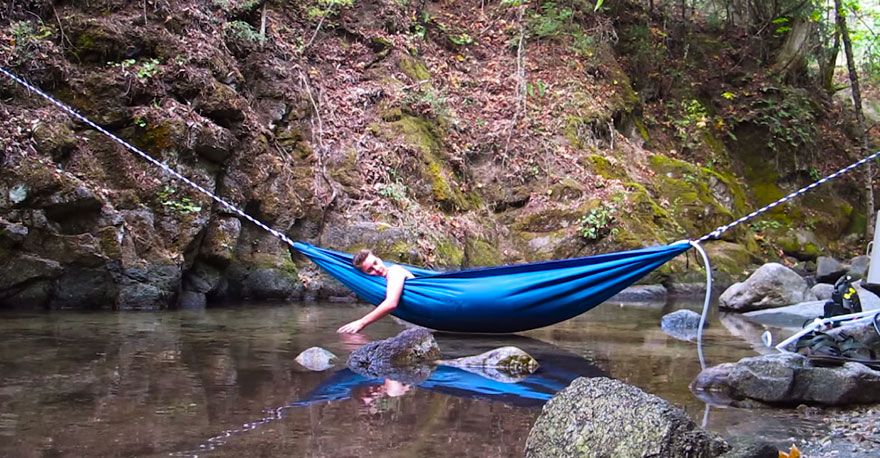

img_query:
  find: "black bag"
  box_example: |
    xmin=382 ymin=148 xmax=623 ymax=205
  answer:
xmin=823 ymin=275 xmax=862 ymax=318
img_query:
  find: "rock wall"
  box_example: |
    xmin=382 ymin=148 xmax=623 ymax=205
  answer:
xmin=0 ymin=0 xmax=869 ymax=309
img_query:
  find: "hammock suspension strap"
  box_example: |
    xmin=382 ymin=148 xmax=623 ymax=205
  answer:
xmin=697 ymin=149 xmax=880 ymax=242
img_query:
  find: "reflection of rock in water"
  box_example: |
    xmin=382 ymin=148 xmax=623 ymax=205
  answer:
xmin=718 ymin=312 xmax=777 ymax=355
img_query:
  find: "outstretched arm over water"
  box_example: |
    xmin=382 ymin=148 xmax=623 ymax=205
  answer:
xmin=337 ymin=265 xmax=409 ymax=333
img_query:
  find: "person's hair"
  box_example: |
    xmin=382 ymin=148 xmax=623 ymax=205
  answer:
xmin=353 ymin=249 xmax=372 ymax=269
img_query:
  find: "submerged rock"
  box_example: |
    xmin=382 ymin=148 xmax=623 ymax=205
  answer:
xmin=347 ymin=328 xmax=441 ymax=382
xmin=719 ymin=263 xmax=816 ymax=312
xmin=525 ymin=377 xmax=730 ymax=458
xmin=661 ymin=309 xmax=703 ymax=341
xmin=691 ymin=353 xmax=880 ymax=406
xmin=295 ymin=347 xmax=338 ymax=371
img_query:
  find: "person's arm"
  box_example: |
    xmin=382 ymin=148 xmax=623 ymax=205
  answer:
xmin=337 ymin=266 xmax=408 ymax=333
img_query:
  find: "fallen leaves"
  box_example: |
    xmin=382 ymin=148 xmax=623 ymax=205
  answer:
xmin=778 ymin=444 xmax=800 ymax=458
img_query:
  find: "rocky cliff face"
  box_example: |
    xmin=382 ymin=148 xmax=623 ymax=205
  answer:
xmin=0 ymin=0 xmax=868 ymax=309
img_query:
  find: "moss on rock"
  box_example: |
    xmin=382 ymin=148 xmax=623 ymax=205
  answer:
xmin=466 ymin=239 xmax=503 ymax=267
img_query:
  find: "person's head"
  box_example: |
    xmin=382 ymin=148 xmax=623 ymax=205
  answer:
xmin=353 ymin=249 xmax=387 ymax=276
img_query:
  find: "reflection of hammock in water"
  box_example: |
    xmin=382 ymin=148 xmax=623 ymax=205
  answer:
xmin=178 ymin=347 xmax=605 ymax=455
xmin=4 ymin=67 xmax=879 ymax=333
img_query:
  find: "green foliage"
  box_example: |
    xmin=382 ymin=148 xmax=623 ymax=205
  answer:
xmin=225 ymin=20 xmax=265 ymax=43
xmin=108 ymin=58 xmax=163 ymax=80
xmin=673 ymin=99 xmax=709 ymax=151
xmin=136 ymin=58 xmax=161 ymax=79
xmin=10 ymin=20 xmax=53 ymax=61
xmin=527 ymin=79 xmax=547 ymax=98
xmin=307 ymin=0 xmax=355 ymax=19
xmin=157 ymin=186 xmax=202 ymax=215
xmin=530 ymin=2 xmax=574 ymax=38
xmin=402 ymin=88 xmax=449 ymax=119
xmin=809 ymin=167 xmax=821 ymax=181
xmin=570 ymin=32 xmax=596 ymax=57
xmin=134 ymin=117 xmax=147 ymax=128
xmin=379 ymin=183 xmax=408 ymax=202
xmin=213 ymin=0 xmax=261 ymax=13
xmin=749 ymin=86 xmax=816 ymax=152
xmin=448 ymin=33 xmax=474 ymax=46
xmin=576 ymin=205 xmax=618 ymax=240
xmin=749 ymin=220 xmax=782 ymax=233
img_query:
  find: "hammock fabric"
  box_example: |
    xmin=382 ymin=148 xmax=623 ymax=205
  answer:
xmin=293 ymin=241 xmax=690 ymax=333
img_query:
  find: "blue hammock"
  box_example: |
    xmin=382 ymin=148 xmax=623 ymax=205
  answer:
xmin=293 ymin=241 xmax=690 ymax=333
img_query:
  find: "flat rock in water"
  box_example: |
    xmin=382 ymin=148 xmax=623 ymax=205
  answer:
xmin=525 ymin=377 xmax=729 ymax=458
xmin=438 ymin=346 xmax=539 ymax=383
xmin=295 ymin=347 xmax=338 ymax=371
xmin=692 ymin=353 xmax=880 ymax=406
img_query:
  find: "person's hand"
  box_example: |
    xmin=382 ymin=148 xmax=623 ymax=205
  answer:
xmin=337 ymin=319 xmax=366 ymax=334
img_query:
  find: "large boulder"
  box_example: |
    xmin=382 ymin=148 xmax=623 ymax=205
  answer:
xmin=347 ymin=328 xmax=441 ymax=382
xmin=691 ymin=353 xmax=880 ymax=406
xmin=524 ymin=377 xmax=730 ymax=458
xmin=719 ymin=263 xmax=816 ymax=312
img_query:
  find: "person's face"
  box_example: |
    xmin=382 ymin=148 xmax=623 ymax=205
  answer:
xmin=358 ymin=254 xmax=387 ymax=277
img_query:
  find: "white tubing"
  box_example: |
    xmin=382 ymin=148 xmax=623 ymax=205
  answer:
xmin=690 ymin=241 xmax=713 ymax=370
xmin=775 ymin=309 xmax=880 ymax=352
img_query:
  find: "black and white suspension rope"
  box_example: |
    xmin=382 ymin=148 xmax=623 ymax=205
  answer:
xmin=0 ymin=66 xmax=298 ymax=249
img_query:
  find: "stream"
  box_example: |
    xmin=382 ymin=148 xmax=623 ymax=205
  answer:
xmin=0 ymin=300 xmax=825 ymax=457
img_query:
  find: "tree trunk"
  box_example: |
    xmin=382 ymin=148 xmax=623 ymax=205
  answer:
xmin=835 ymin=0 xmax=876 ymax=237
xmin=818 ymin=28 xmax=840 ymax=93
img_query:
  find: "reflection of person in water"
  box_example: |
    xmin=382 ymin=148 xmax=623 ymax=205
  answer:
xmin=358 ymin=379 xmax=411 ymax=415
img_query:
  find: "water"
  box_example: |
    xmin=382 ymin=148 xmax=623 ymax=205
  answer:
xmin=0 ymin=301 xmax=822 ymax=457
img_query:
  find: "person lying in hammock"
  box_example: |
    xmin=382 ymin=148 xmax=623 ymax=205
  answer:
xmin=337 ymin=249 xmax=415 ymax=334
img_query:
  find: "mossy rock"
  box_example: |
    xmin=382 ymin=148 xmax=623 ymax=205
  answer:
xmin=435 ymin=239 xmax=464 ymax=268
xmin=513 ymin=208 xmax=582 ymax=233
xmin=548 ymin=178 xmax=586 ymax=202
xmin=798 ymin=192 xmax=855 ymax=241
xmin=648 ymin=155 xmax=739 ymax=240
xmin=466 ymin=239 xmax=503 ymax=267
xmin=771 ymin=228 xmax=823 ymax=261
xmin=583 ymin=155 xmax=628 ymax=181
xmin=371 ymin=113 xmax=471 ymax=212
xmin=398 ymin=56 xmax=431 ymax=83
xmin=32 ymin=123 xmax=77 ymax=160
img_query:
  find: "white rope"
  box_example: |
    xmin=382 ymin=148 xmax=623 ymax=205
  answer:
xmin=0 ymin=66 xmax=298 ymax=249
xmin=689 ymin=240 xmax=713 ymax=369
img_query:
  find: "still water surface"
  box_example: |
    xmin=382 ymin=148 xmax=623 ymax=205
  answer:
xmin=0 ymin=301 xmax=821 ymax=457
